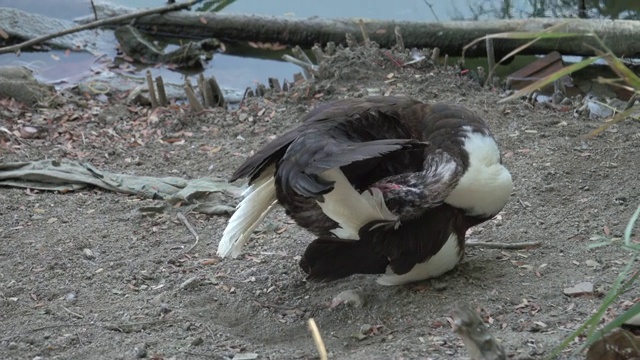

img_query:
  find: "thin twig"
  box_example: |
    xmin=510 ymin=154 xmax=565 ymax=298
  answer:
xmin=203 ymin=323 xmax=215 ymax=339
xmin=624 ymin=92 xmax=638 ymax=110
xmin=0 ymin=320 xmax=182 ymax=341
xmin=0 ymin=0 xmax=200 ymax=54
xmin=146 ymin=70 xmax=159 ymax=108
xmin=199 ymin=73 xmax=213 ymax=107
xmin=184 ymin=81 xmax=204 ymax=112
xmin=155 ymin=76 xmax=169 ymax=106
xmin=102 ymin=319 xmax=186 ymax=333
xmin=177 ymin=212 xmax=199 ymax=254
xmin=431 ymin=47 xmax=440 ymax=66
xmin=90 ymin=0 xmax=98 ymax=21
xmin=282 ymin=55 xmax=318 ymax=77
xmin=308 ymin=318 xmax=328 ymax=360
xmin=394 ymin=26 xmax=405 ymax=51
xmin=422 ymin=0 xmax=440 ymax=21
xmin=484 ymin=38 xmax=496 ymax=87
xmin=62 ymin=306 xmax=85 ymax=319
xmin=1 ymin=323 xmax=96 ymax=341
xmin=466 ymin=241 xmax=542 ymax=250
xmin=358 ymin=19 xmax=370 ymax=48
xmin=517 ymin=197 xmax=529 ymax=209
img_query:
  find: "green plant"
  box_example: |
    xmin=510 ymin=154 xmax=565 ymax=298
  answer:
xmin=464 ymin=24 xmax=640 ymax=139
xmin=547 ymin=204 xmax=640 ymax=359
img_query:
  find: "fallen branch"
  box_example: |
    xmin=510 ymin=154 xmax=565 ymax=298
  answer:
xmin=126 ymin=13 xmax=640 ymax=58
xmin=466 ymin=241 xmax=542 ymax=250
xmin=0 ymin=0 xmax=199 ymax=54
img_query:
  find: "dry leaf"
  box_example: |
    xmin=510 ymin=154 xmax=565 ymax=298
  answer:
xmin=201 ymin=258 xmax=219 ymax=266
xmin=163 ymin=138 xmax=185 ymax=145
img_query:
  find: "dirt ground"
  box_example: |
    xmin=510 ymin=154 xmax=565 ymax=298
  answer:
xmin=1 ymin=44 xmax=639 ymax=360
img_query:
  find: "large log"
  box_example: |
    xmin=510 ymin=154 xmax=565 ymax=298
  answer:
xmin=131 ymin=12 xmax=640 ymax=58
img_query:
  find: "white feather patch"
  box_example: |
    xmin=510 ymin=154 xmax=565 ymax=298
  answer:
xmin=376 ymin=233 xmax=460 ymax=286
xmin=445 ymin=128 xmax=513 ymax=217
xmin=316 ymin=168 xmax=398 ymax=240
xmin=218 ymin=165 xmax=277 ymax=258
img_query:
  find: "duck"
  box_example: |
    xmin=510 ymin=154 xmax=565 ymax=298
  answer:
xmin=217 ymin=95 xmax=513 ymax=285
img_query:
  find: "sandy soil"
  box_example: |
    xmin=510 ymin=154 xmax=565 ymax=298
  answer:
xmin=1 ymin=44 xmax=639 ymax=360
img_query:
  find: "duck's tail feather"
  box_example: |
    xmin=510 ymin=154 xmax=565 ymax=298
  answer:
xmin=218 ymin=166 xmax=277 ymax=258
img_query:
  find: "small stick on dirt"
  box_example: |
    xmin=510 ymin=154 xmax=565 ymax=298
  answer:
xmin=146 ymin=70 xmax=159 ymax=108
xmin=450 ymin=302 xmax=506 ymax=360
xmin=394 ymin=26 xmax=405 ymax=51
xmin=184 ymin=81 xmax=204 ymax=112
xmin=203 ymin=323 xmax=215 ymax=339
xmin=177 ymin=212 xmax=199 ymax=254
xmin=155 ymin=76 xmax=168 ymax=106
xmin=466 ymin=241 xmax=542 ymax=250
xmin=311 ymin=44 xmax=326 ymax=64
xmin=62 ymin=306 xmax=85 ymax=319
xmin=268 ymin=77 xmax=282 ymax=93
xmin=207 ymin=75 xmax=226 ymax=108
xmin=345 ymin=33 xmax=358 ymax=48
xmin=199 ymin=74 xmax=213 ymax=107
xmin=358 ymin=19 xmax=370 ymax=48
xmin=255 ymin=83 xmax=267 ymax=97
xmin=624 ymin=92 xmax=638 ymax=110
xmin=484 ymin=38 xmax=496 ymax=87
xmin=1 ymin=323 xmax=96 ymax=341
xmin=517 ymin=197 xmax=529 ymax=209
xmin=308 ymin=318 xmax=328 ymax=360
xmin=90 ymin=0 xmax=98 ymax=21
xmin=103 ymin=319 xmax=185 ymax=333
xmin=0 ymin=0 xmax=199 ymax=54
xmin=431 ymin=47 xmax=440 ymax=66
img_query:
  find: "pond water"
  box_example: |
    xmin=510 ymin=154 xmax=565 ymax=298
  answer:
xmin=0 ymin=0 xmax=639 ymax=96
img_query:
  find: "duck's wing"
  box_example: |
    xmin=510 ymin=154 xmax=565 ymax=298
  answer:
xmin=229 ymin=125 xmax=304 ymax=183
xmin=277 ymin=133 xmax=427 ymax=199
xmin=230 ymin=96 xmax=424 ymax=184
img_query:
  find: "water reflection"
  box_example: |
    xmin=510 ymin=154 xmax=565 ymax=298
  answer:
xmin=452 ymin=0 xmax=640 ymax=20
xmin=0 ymin=0 xmax=638 ymax=94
